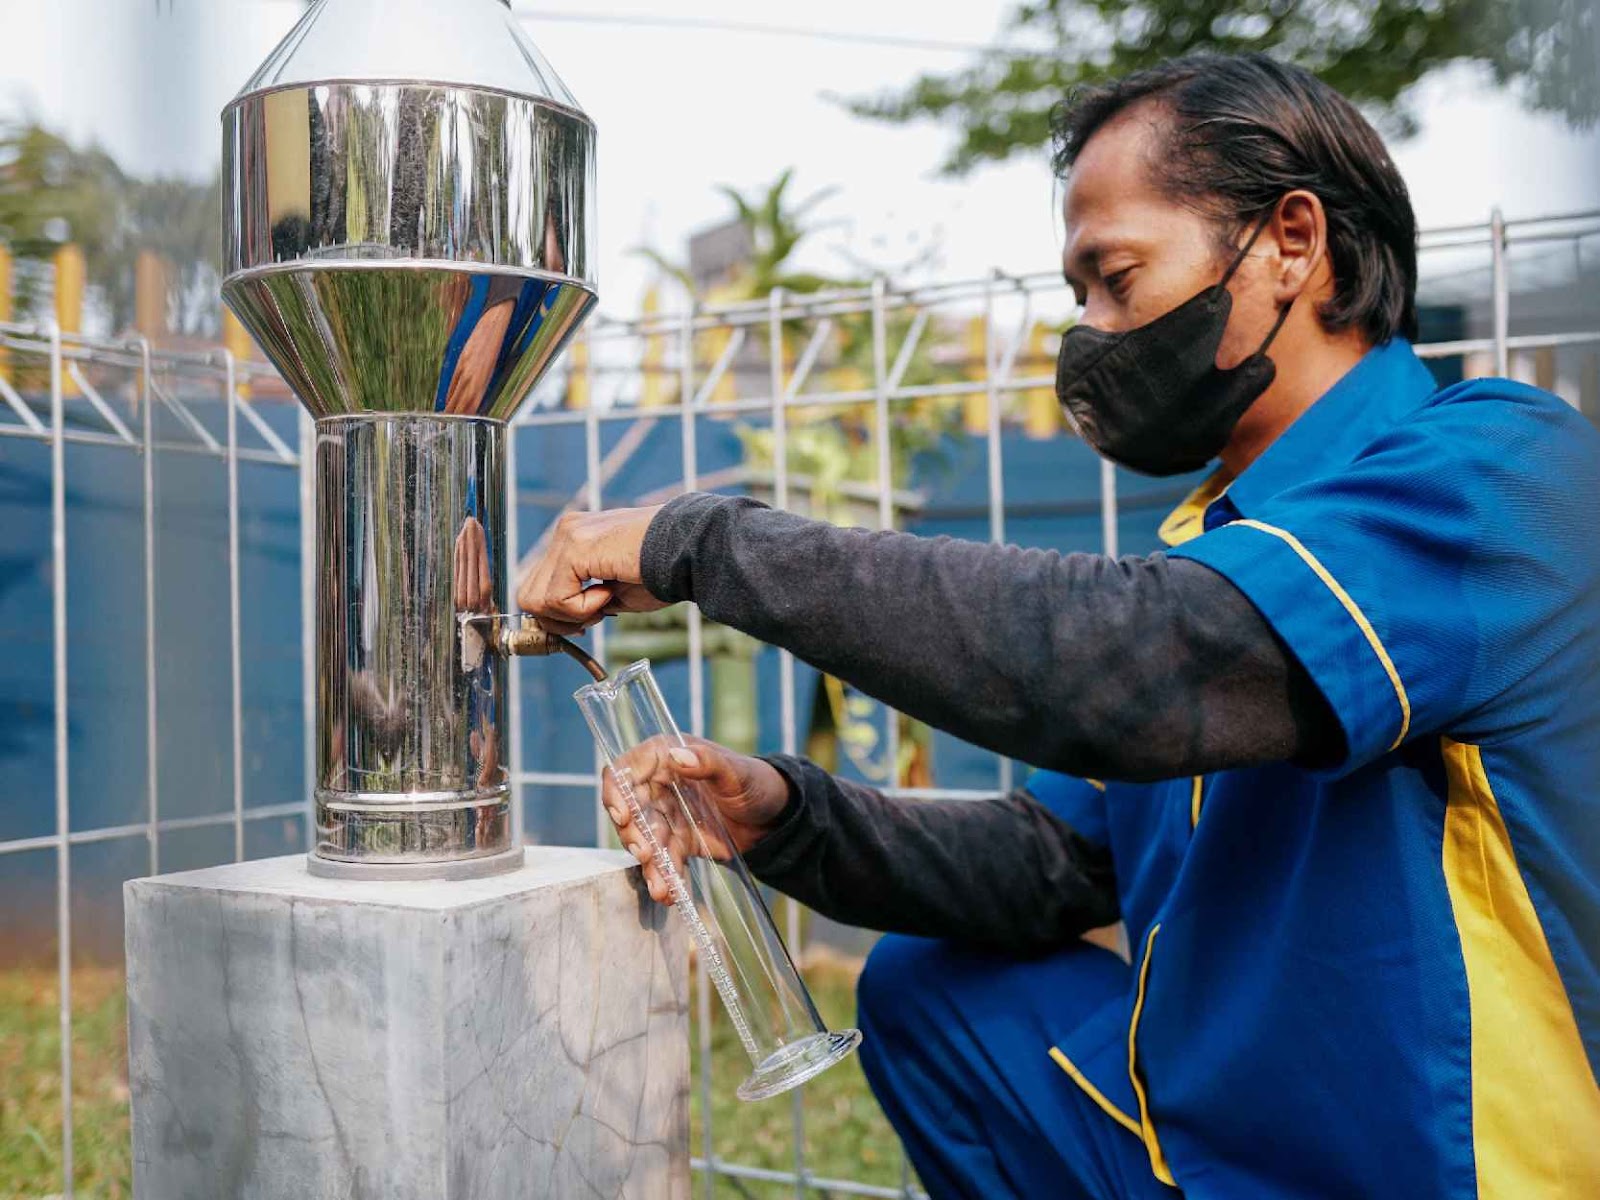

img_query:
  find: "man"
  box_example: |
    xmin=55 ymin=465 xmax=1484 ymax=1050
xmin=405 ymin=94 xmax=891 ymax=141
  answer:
xmin=519 ymin=54 xmax=1600 ymax=1200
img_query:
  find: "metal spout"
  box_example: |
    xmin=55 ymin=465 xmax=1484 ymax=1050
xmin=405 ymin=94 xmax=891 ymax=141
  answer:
xmin=461 ymin=613 xmax=609 ymax=680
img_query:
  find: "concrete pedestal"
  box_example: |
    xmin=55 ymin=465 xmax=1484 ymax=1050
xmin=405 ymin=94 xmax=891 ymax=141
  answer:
xmin=124 ymin=848 xmax=688 ymax=1200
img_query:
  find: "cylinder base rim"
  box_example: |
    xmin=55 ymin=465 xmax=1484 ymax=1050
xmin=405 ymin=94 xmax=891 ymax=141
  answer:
xmin=305 ymin=845 xmax=526 ymax=882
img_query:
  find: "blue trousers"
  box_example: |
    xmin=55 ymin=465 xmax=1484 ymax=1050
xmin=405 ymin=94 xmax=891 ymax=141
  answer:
xmin=857 ymin=935 xmax=1174 ymax=1200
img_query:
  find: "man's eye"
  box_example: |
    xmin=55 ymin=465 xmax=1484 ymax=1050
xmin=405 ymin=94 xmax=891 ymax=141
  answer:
xmin=1105 ymin=268 xmax=1134 ymax=297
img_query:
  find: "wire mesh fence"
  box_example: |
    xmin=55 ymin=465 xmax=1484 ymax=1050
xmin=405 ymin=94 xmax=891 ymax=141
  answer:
xmin=1 ymin=206 xmax=1597 ymax=1198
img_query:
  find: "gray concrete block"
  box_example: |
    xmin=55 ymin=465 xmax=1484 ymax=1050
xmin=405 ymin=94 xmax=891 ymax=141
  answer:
xmin=125 ymin=848 xmax=688 ymax=1200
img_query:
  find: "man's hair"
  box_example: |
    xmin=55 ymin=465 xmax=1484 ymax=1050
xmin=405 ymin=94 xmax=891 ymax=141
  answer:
xmin=1051 ymin=53 xmax=1418 ymax=344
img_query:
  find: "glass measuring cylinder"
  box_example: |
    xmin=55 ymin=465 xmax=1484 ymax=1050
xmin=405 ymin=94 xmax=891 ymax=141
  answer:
xmin=576 ymin=660 xmax=861 ymax=1102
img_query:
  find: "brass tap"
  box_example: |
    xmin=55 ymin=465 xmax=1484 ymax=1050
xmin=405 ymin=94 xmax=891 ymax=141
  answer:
xmin=499 ymin=616 xmax=559 ymax=658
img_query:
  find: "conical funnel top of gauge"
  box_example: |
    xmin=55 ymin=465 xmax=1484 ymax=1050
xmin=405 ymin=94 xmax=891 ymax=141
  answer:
xmin=219 ymin=0 xmax=597 ymax=419
xmin=577 ymin=661 xmax=862 ymax=1102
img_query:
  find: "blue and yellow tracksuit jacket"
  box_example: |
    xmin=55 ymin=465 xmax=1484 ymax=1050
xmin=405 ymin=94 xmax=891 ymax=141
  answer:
xmin=1030 ymin=338 xmax=1600 ymax=1197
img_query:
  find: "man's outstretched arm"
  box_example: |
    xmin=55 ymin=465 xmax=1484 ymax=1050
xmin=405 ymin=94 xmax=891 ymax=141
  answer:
xmin=520 ymin=494 xmax=1340 ymax=781
xmin=746 ymin=757 xmax=1118 ymax=954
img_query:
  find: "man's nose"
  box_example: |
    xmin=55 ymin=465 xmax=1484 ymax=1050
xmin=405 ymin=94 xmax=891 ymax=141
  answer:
xmin=1074 ymin=311 xmax=1117 ymax=337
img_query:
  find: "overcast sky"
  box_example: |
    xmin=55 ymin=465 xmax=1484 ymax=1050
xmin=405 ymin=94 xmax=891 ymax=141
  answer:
xmin=3 ymin=0 xmax=1596 ymax=316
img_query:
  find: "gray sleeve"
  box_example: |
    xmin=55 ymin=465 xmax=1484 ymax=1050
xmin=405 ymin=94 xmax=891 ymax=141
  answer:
xmin=743 ymin=755 xmax=1118 ymax=954
xmin=641 ymin=493 xmax=1340 ymax=781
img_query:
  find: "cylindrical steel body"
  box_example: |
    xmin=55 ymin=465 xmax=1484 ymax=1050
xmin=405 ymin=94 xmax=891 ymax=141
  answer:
xmin=314 ymin=414 xmax=510 ymax=864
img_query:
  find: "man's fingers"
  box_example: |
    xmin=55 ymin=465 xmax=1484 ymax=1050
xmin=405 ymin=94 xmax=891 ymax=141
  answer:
xmin=645 ymin=866 xmax=672 ymax=905
xmin=564 ymin=583 xmax=616 ymax=621
xmin=601 ymin=778 xmax=632 ymax=829
xmin=620 ymin=833 xmax=675 ymax=906
xmin=644 ymin=850 xmax=687 ymax=906
xmin=667 ymin=746 xmax=715 ymax=779
xmin=606 ymin=752 xmax=708 ymax=909
xmin=527 ymin=581 xmax=613 ymax=627
xmin=474 ymin=537 xmax=491 ymax=610
xmin=515 ymin=505 xmax=661 ymax=624
xmin=476 ymin=724 xmax=500 ymax=786
xmin=532 ymin=615 xmax=591 ymax=638
xmin=600 ymin=583 xmax=666 ymax=616
xmin=453 ymin=533 xmax=466 ymax=610
xmin=665 ymin=822 xmax=702 ymax=873
xmin=514 ymin=564 xmax=545 ymax=614
xmin=669 ymin=742 xmax=743 ymax=795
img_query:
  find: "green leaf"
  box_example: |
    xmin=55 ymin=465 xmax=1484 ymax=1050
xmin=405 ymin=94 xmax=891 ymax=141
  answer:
xmin=833 ymin=0 xmax=1597 ymax=175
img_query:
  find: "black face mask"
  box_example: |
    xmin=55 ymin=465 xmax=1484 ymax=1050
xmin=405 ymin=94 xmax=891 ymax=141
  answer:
xmin=1055 ymin=217 xmax=1292 ymax=477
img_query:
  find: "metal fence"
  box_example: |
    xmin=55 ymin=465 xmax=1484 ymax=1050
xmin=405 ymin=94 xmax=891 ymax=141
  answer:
xmin=2 ymin=206 xmax=1598 ymax=1199
xmin=0 ymin=327 xmax=309 ymax=1197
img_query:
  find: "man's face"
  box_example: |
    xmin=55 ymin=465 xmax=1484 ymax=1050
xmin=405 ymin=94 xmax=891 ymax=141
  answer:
xmin=1060 ymin=104 xmax=1279 ymax=369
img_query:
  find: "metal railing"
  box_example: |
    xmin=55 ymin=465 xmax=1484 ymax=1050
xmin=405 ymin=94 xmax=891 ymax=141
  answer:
xmin=0 ymin=325 xmax=308 ymax=1197
xmin=1 ymin=206 xmax=1597 ymax=1198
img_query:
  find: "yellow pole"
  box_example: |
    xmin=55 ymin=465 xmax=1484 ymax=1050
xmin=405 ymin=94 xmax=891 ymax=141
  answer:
xmin=639 ymin=284 xmax=671 ymax=408
xmin=53 ymin=244 xmax=84 ymax=333
xmin=565 ymin=333 xmax=589 ymax=409
xmin=54 ymin=243 xmax=85 ymax=397
xmin=1022 ymin=322 xmax=1062 ymax=439
xmin=135 ymin=249 xmax=170 ymax=344
xmin=223 ymin=308 xmax=254 ymax=401
xmin=962 ymin=314 xmax=987 ymax=435
xmin=701 ymin=282 xmax=739 ymax=409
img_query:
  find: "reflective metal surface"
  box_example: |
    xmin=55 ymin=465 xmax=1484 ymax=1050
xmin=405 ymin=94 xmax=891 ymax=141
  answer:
xmin=221 ymin=83 xmax=596 ymax=418
xmin=314 ymin=415 xmax=511 ymax=863
xmin=238 ymin=0 xmax=578 ymax=106
xmin=306 ymin=843 xmax=526 ymax=882
xmin=220 ymin=0 xmax=598 ymax=874
xmin=315 ymin=795 xmax=513 ymax=866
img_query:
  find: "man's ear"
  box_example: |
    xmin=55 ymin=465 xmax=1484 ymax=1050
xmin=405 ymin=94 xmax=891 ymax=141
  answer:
xmin=1271 ymin=190 xmax=1328 ymax=306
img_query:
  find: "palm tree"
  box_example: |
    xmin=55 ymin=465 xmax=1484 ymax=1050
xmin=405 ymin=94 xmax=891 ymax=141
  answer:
xmin=635 ymin=168 xmax=846 ymax=306
xmin=626 ymin=170 xmax=958 ymax=786
xmin=0 ymin=121 xmax=220 ymax=337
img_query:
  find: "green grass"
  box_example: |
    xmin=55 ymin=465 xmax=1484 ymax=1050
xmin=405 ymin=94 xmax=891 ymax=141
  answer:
xmin=1 ymin=957 xmax=910 ymax=1199
xmin=0 ymin=965 xmax=131 ymax=1200
xmin=690 ymin=953 xmax=916 ymax=1198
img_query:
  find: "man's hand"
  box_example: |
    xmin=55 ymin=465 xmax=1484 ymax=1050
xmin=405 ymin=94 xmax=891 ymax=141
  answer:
xmin=453 ymin=515 xmax=493 ymax=613
xmin=471 ymin=719 xmax=502 ymax=790
xmin=515 ymin=505 xmax=667 ymax=635
xmin=602 ymin=736 xmax=791 ymax=906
